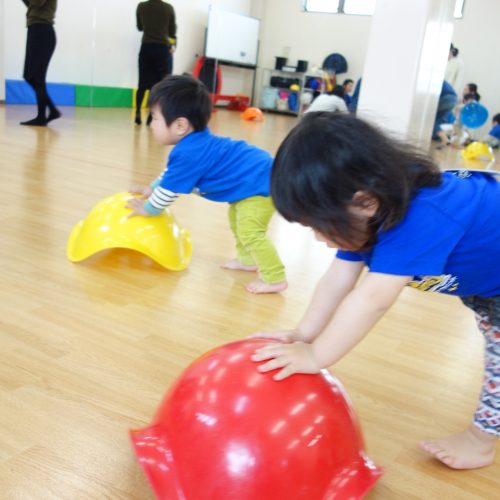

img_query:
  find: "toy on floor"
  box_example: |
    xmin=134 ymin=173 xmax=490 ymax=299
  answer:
xmin=130 ymin=339 xmax=382 ymax=500
xmin=241 ymin=107 xmax=264 ymax=122
xmin=67 ymin=192 xmax=192 ymax=270
xmin=461 ymin=141 xmax=495 ymax=161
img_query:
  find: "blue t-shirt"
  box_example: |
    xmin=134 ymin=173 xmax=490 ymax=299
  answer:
xmin=337 ymin=171 xmax=500 ymax=297
xmin=489 ymin=124 xmax=500 ymax=140
xmin=158 ymin=128 xmax=272 ymax=202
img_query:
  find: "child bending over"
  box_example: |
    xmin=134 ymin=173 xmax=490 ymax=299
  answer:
xmin=127 ymin=75 xmax=287 ymax=294
xmin=251 ymin=112 xmax=500 ymax=469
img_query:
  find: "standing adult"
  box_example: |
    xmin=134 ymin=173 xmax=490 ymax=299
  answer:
xmin=444 ymin=43 xmax=464 ymax=95
xmin=20 ymin=0 xmax=61 ymax=126
xmin=135 ymin=0 xmax=177 ymax=125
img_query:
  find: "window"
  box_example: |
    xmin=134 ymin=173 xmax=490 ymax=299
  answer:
xmin=304 ymin=0 xmax=465 ymax=18
xmin=304 ymin=0 xmax=340 ymax=14
xmin=454 ymin=0 xmax=465 ymax=19
xmin=343 ymin=0 xmax=376 ymax=16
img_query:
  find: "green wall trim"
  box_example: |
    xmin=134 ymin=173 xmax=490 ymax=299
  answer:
xmin=75 ymin=85 xmax=133 ymax=107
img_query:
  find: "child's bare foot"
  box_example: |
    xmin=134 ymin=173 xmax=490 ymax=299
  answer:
xmin=419 ymin=423 xmax=496 ymax=469
xmin=245 ymin=279 xmax=288 ymax=294
xmin=221 ymin=259 xmax=258 ymax=271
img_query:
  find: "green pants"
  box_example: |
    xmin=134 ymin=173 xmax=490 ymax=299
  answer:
xmin=228 ymin=196 xmax=286 ymax=284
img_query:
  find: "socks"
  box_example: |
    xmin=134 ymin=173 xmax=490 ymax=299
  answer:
xmin=47 ymin=108 xmax=61 ymax=123
xmin=20 ymin=117 xmax=47 ymax=126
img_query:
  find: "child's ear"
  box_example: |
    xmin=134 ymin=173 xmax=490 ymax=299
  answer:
xmin=351 ymin=191 xmax=379 ymax=217
xmin=175 ymin=117 xmax=192 ymax=136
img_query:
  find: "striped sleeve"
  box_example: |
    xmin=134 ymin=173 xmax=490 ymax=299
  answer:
xmin=143 ymin=186 xmax=179 ymax=215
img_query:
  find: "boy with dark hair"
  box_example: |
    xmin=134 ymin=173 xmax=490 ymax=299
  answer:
xmin=483 ymin=113 xmax=500 ymax=148
xmin=127 ymin=75 xmax=287 ymax=294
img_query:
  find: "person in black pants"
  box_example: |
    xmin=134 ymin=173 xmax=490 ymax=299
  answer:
xmin=20 ymin=0 xmax=61 ymax=126
xmin=135 ymin=0 xmax=177 ymax=125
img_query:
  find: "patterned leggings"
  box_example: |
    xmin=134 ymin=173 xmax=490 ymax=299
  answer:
xmin=461 ymin=295 xmax=500 ymax=435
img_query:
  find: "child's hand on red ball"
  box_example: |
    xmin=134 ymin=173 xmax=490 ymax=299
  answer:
xmin=251 ymin=341 xmax=321 ymax=381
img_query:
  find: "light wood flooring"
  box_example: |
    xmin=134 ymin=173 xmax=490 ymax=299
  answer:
xmin=0 ymin=104 xmax=499 ymax=499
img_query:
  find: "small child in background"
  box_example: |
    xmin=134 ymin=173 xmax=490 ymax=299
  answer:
xmin=251 ymin=112 xmax=500 ymax=469
xmin=342 ymin=78 xmax=354 ymax=110
xmin=482 ymin=113 xmax=500 ymax=148
xmin=449 ymin=92 xmax=478 ymax=147
xmin=127 ymin=75 xmax=287 ymax=294
xmin=463 ymin=82 xmax=480 ymax=103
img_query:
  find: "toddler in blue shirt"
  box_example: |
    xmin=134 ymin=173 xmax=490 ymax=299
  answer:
xmin=127 ymin=75 xmax=287 ymax=294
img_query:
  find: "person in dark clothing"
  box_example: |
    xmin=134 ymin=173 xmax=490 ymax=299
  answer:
xmin=20 ymin=0 xmax=61 ymax=126
xmin=135 ymin=0 xmax=177 ymax=125
xmin=433 ymin=81 xmax=458 ymax=148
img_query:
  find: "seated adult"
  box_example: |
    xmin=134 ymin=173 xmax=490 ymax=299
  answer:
xmin=305 ymin=85 xmax=348 ymax=114
xmin=433 ymin=81 xmax=457 ymax=148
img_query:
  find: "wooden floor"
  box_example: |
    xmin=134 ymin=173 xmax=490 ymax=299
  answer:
xmin=0 ymin=104 xmax=499 ymax=499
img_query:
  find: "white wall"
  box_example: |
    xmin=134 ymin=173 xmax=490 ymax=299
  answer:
xmin=3 ymin=0 xmax=253 ymax=94
xmin=358 ymin=0 xmax=454 ymax=146
xmin=451 ymin=0 xmax=500 ymax=134
xmin=254 ymin=0 xmax=500 ymax=136
xmin=256 ymin=0 xmax=372 ymax=90
xmin=3 ymin=0 xmax=500 ymax=129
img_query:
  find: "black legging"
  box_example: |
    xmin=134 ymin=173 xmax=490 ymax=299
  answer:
xmin=23 ymin=23 xmax=57 ymax=120
xmin=136 ymin=43 xmax=172 ymax=115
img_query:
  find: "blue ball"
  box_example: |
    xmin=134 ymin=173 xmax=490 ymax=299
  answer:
xmin=460 ymin=102 xmax=489 ymax=129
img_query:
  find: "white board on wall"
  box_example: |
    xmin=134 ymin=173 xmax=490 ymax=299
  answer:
xmin=205 ymin=6 xmax=259 ymax=67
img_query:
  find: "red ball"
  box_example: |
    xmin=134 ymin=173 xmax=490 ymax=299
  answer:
xmin=130 ymin=339 xmax=382 ymax=499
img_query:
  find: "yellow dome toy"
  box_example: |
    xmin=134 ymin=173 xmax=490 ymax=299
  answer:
xmin=67 ymin=192 xmax=192 ymax=271
xmin=461 ymin=142 xmax=495 ymax=161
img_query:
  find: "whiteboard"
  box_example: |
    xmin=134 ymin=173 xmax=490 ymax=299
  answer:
xmin=205 ymin=6 xmax=260 ymax=67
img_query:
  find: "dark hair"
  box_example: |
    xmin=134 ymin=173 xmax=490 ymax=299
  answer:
xmin=467 ymin=83 xmax=478 ymax=93
xmin=343 ymin=79 xmax=354 ymax=86
xmin=330 ymin=85 xmax=345 ymax=98
xmin=450 ymin=44 xmax=459 ymax=57
xmin=493 ymin=113 xmax=500 ymax=124
xmin=149 ymin=75 xmax=212 ymax=131
xmin=271 ymin=113 xmax=442 ymax=250
xmin=463 ymin=93 xmax=476 ymax=101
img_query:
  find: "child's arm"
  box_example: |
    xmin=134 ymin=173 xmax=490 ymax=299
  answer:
xmin=252 ymin=257 xmax=365 ymax=343
xmin=252 ymin=271 xmax=411 ymax=380
xmin=127 ymin=178 xmax=179 ymax=218
xmin=483 ymin=134 xmax=500 ymax=147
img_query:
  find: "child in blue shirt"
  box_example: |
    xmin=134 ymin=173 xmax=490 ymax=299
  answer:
xmin=127 ymin=75 xmax=287 ymax=293
xmin=251 ymin=112 xmax=500 ymax=469
xmin=483 ymin=113 xmax=500 ymax=148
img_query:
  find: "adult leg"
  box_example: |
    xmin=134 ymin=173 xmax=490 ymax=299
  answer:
xmin=433 ymin=94 xmax=457 ymax=147
xmin=420 ymin=295 xmax=499 ymax=469
xmin=232 ymin=197 xmax=287 ymax=294
xmin=145 ymin=45 xmax=170 ymax=126
xmin=135 ymin=87 xmax=147 ymax=125
xmin=21 ymin=24 xmax=59 ymax=126
xmin=136 ymin=44 xmax=153 ymax=125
